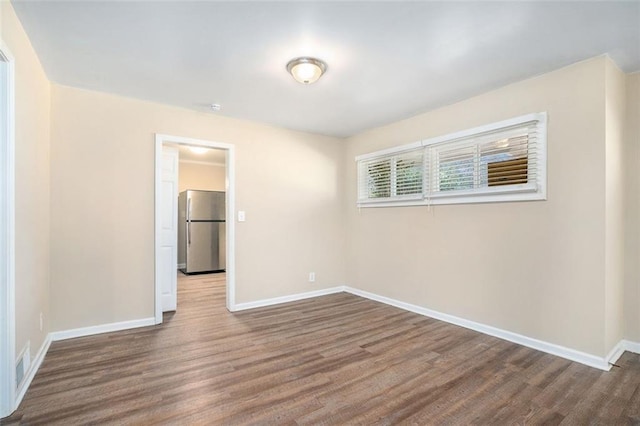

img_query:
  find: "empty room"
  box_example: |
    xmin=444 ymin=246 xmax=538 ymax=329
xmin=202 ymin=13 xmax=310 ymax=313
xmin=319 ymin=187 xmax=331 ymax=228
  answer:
xmin=1 ymin=0 xmax=639 ymax=424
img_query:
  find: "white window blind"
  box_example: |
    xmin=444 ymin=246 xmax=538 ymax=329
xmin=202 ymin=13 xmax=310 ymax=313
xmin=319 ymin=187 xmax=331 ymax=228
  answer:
xmin=356 ymin=113 xmax=546 ymax=207
xmin=428 ymin=120 xmax=539 ymax=198
xmin=357 ymin=148 xmax=424 ymax=203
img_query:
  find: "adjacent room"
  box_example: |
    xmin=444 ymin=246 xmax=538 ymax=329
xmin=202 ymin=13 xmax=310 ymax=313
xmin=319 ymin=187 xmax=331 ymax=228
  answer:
xmin=1 ymin=0 xmax=639 ymax=423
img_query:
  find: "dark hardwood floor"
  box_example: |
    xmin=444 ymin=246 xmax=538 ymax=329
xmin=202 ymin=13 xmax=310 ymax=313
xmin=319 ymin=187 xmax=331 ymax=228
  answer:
xmin=2 ymin=273 xmax=640 ymax=425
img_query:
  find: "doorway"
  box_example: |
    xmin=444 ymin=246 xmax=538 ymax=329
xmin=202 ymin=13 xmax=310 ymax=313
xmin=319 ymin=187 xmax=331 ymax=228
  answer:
xmin=154 ymin=134 xmax=236 ymax=324
xmin=0 ymin=41 xmax=16 ymax=417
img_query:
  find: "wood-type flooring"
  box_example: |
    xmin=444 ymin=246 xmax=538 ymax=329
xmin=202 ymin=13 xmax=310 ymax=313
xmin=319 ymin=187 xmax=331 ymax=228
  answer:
xmin=2 ymin=273 xmax=640 ymax=424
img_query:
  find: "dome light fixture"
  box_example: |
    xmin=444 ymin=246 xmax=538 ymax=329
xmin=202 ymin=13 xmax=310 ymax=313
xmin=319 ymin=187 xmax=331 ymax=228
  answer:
xmin=286 ymin=57 xmax=327 ymax=84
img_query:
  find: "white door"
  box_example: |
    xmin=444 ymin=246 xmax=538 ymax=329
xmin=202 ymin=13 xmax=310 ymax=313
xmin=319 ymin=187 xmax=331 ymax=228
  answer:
xmin=160 ymin=146 xmax=178 ymax=311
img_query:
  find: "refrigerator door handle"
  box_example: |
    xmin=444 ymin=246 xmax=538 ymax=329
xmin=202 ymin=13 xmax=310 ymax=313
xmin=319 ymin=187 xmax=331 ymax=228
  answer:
xmin=187 ymin=197 xmax=191 ymax=245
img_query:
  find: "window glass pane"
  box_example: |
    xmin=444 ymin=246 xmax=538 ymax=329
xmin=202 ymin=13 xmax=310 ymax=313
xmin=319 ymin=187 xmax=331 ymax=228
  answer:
xmin=367 ymin=160 xmax=391 ymax=198
xmin=396 ymin=156 xmax=423 ymax=195
xmin=479 ymin=134 xmax=528 ymax=187
xmin=437 ymin=147 xmax=474 ymax=192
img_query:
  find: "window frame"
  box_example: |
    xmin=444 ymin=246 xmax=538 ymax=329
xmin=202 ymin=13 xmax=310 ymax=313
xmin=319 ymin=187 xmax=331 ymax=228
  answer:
xmin=355 ymin=112 xmax=547 ymax=208
xmin=357 ymin=143 xmax=425 ymax=204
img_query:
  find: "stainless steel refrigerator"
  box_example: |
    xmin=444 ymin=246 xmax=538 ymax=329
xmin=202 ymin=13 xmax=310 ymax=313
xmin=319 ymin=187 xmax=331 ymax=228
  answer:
xmin=178 ymin=190 xmax=226 ymax=274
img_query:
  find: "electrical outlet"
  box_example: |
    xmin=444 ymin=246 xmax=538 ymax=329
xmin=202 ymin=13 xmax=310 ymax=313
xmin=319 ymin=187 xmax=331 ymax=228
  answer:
xmin=39 ymin=313 xmax=43 ymax=331
xmin=309 ymin=272 xmax=315 ymax=283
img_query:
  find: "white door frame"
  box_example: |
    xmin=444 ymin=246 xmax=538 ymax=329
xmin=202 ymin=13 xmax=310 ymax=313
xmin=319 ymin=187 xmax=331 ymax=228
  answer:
xmin=154 ymin=134 xmax=236 ymax=324
xmin=0 ymin=40 xmax=17 ymax=417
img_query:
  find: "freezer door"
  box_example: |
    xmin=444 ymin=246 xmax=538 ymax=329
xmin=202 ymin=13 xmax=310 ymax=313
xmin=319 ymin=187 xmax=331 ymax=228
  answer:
xmin=187 ymin=190 xmax=225 ymax=221
xmin=186 ymin=222 xmax=220 ymax=273
xmin=213 ymin=192 xmax=226 ymax=221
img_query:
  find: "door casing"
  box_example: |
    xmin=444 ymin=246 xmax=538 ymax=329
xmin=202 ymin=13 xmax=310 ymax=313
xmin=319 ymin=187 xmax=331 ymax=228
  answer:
xmin=0 ymin=40 xmax=16 ymax=418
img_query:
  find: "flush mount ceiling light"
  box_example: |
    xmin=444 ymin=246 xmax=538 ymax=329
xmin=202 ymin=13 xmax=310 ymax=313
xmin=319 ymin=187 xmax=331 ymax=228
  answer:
xmin=286 ymin=57 xmax=327 ymax=84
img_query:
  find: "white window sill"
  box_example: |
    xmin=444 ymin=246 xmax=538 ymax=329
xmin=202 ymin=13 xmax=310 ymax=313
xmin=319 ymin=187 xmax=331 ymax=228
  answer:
xmin=357 ymin=185 xmax=546 ymax=208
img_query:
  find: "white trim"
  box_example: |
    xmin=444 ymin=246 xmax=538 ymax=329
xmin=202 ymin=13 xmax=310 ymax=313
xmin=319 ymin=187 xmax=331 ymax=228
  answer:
xmin=623 ymin=340 xmax=640 ymax=355
xmin=358 ymin=185 xmax=544 ymax=208
xmin=233 ymin=287 xmax=345 ymax=311
xmin=605 ymin=340 xmax=626 ymax=366
xmin=604 ymin=340 xmax=640 ymax=366
xmin=537 ymin=112 xmax=548 ymax=202
xmin=155 ymin=138 xmax=162 ymax=323
xmin=225 ymin=145 xmax=237 ymax=311
xmin=424 ymin=112 xmax=545 ymax=148
xmin=355 ymin=140 xmax=423 ymax=162
xmin=14 ymin=335 xmax=51 ymax=411
xmin=355 ymin=112 xmax=545 ymax=162
xmin=425 ymin=182 xmax=537 ymax=199
xmin=0 ymin=40 xmax=16 ymax=418
xmin=49 ymin=318 xmax=156 ymax=341
xmin=177 ymin=263 xmax=186 ymax=270
xmin=344 ymin=286 xmax=613 ymax=371
xmin=154 ymin=134 xmax=236 ymax=320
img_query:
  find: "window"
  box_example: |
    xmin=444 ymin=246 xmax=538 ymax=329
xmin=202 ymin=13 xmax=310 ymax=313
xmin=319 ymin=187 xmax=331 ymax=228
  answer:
xmin=357 ymin=147 xmax=423 ymax=202
xmin=356 ymin=113 xmax=546 ymax=207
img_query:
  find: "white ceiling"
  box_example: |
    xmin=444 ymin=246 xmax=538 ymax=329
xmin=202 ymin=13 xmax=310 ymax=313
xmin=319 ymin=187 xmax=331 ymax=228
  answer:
xmin=12 ymin=1 xmax=640 ymax=138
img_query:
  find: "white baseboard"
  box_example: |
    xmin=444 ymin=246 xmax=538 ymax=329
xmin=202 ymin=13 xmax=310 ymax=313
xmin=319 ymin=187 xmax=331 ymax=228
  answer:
xmin=232 ymin=286 xmax=346 ymax=311
xmin=344 ymin=286 xmax=614 ymax=371
xmin=605 ymin=340 xmax=626 ymax=367
xmin=15 ymin=334 xmax=51 ymax=410
xmin=623 ymin=340 xmax=640 ymax=355
xmin=50 ymin=317 xmax=156 ymax=341
xmin=177 ymin=263 xmax=185 ymax=269
xmin=605 ymin=340 xmax=640 ymax=366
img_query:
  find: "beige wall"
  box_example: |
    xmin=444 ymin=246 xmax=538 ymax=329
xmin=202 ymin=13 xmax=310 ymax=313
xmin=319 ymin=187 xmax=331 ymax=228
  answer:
xmin=1 ymin=2 xmax=51 ymax=358
xmin=49 ymin=84 xmax=346 ymax=331
xmin=178 ymin=162 xmax=225 ymax=193
xmin=625 ymin=72 xmax=640 ymax=342
xmin=345 ymin=57 xmax=610 ymax=357
xmin=604 ymin=59 xmax=626 ymax=352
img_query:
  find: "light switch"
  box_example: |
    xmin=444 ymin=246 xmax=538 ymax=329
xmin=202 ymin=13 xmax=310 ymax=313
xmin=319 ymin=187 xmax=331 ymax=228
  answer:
xmin=238 ymin=211 xmax=246 ymax=222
